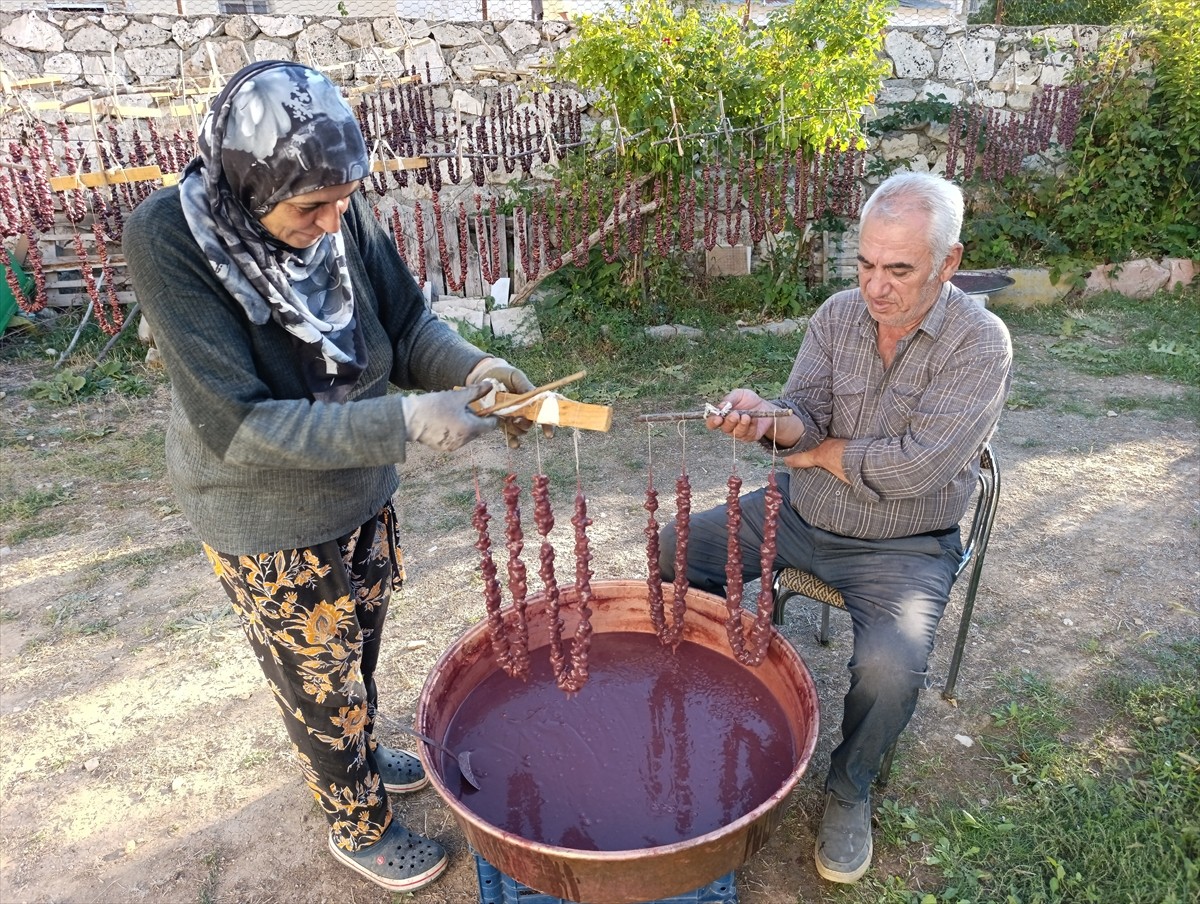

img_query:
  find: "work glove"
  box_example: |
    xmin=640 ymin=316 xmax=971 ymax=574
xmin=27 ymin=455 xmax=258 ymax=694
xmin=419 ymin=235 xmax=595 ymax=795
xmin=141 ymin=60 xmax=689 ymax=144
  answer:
xmin=401 ymin=385 xmax=497 ymax=452
xmin=465 ymin=357 xmax=554 ymax=449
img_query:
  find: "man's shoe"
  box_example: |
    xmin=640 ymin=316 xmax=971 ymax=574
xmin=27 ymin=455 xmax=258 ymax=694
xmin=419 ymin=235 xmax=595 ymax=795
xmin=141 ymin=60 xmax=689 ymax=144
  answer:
xmin=376 ymin=744 xmax=429 ymax=794
xmin=328 ymin=820 xmax=448 ymax=892
xmin=814 ymin=791 xmax=872 ymax=883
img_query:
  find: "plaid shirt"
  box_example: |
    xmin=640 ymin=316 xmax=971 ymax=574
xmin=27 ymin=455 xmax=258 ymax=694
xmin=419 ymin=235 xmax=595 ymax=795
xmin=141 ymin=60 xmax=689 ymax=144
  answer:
xmin=773 ymin=283 xmax=1012 ymax=540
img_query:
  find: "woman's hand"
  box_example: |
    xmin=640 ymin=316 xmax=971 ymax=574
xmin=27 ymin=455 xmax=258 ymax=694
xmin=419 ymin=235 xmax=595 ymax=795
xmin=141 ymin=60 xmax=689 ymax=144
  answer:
xmin=401 ymin=385 xmax=498 ymax=452
xmin=466 ymin=357 xmax=553 ymax=448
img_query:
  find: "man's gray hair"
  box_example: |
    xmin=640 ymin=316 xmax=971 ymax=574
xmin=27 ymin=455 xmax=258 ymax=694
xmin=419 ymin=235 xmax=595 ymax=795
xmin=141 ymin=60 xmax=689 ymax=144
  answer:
xmin=860 ymin=172 xmax=964 ymax=269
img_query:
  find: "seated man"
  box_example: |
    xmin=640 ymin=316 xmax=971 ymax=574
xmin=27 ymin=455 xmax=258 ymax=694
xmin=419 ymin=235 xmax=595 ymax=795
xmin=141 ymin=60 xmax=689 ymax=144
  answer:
xmin=659 ymin=171 xmax=1012 ymax=884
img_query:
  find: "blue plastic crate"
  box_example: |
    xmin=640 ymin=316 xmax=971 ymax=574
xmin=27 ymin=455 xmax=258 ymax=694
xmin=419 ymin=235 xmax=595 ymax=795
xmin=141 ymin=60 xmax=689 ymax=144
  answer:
xmin=474 ymin=852 xmax=738 ymax=904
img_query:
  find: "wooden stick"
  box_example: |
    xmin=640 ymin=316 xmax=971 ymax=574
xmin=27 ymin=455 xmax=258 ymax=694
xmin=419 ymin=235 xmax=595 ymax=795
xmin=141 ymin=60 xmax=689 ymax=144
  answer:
xmin=635 ymin=408 xmax=791 ymax=423
xmin=476 ymin=370 xmax=586 ymax=416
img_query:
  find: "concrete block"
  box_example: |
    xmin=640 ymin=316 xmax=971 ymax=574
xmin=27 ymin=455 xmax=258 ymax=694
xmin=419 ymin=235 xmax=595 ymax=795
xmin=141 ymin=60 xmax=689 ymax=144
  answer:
xmin=997 ymin=268 xmax=1071 ymax=308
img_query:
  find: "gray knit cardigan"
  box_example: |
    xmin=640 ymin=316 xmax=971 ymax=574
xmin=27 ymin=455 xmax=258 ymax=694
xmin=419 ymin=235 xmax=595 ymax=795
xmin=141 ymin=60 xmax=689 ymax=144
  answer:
xmin=123 ymin=187 xmax=487 ymax=554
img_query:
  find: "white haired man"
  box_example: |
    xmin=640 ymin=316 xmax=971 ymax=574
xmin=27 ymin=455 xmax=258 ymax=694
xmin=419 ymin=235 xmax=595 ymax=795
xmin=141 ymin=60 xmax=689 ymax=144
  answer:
xmin=659 ymin=171 xmax=1013 ymax=883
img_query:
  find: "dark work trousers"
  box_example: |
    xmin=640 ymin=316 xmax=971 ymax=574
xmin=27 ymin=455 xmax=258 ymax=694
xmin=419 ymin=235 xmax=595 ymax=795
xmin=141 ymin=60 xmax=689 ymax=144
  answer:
xmin=659 ymin=473 xmax=961 ymax=804
xmin=204 ymin=502 xmax=406 ymax=851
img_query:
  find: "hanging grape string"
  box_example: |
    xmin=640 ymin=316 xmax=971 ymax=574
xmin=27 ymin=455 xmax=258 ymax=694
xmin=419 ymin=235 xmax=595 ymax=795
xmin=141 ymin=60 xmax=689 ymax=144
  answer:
xmin=92 ymin=220 xmax=125 ymax=335
xmin=412 ymin=200 xmax=428 ymax=286
xmin=703 ymin=164 xmax=719 ymax=251
xmin=389 ymin=206 xmax=408 ymax=267
xmin=473 ymin=193 xmax=502 ymax=285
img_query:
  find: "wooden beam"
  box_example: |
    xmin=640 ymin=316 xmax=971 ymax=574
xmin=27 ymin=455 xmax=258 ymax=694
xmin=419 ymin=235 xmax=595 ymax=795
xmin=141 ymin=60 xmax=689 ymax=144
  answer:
xmin=49 ymin=165 xmax=168 ymax=191
xmin=480 ymin=390 xmax=612 ymax=433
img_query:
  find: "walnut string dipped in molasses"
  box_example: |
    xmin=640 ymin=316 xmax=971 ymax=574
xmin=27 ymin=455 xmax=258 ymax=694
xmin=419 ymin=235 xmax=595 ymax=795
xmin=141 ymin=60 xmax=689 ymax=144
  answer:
xmin=644 ymin=471 xmax=665 ymax=636
xmin=558 ymin=486 xmax=595 ymax=693
xmin=473 ymin=483 xmax=528 ymax=680
xmin=663 ymin=470 xmax=691 ymax=650
xmin=749 ymin=470 xmax=784 ymax=665
xmin=532 ymin=473 xmax=567 ymax=682
xmin=722 ymin=473 xmax=746 ymax=660
xmin=502 ymin=473 xmax=531 ymax=679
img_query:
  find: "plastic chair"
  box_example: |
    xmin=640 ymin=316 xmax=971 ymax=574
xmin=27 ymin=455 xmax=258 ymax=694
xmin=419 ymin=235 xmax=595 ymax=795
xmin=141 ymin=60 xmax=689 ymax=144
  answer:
xmin=770 ymin=443 xmax=1000 ymax=785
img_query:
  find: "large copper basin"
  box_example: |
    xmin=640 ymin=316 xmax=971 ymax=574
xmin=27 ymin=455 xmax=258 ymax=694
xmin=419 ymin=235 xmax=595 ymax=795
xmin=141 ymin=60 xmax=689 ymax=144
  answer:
xmin=416 ymin=579 xmax=819 ymax=904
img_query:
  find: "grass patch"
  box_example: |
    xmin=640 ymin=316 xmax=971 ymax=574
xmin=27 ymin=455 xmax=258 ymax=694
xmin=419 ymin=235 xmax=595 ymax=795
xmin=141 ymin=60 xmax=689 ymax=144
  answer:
xmin=860 ymin=642 xmax=1199 ymax=903
xmin=0 ymin=486 xmax=72 ymax=521
xmin=77 ymin=541 xmax=201 ymax=590
xmin=997 ymin=290 xmax=1200 ymax=422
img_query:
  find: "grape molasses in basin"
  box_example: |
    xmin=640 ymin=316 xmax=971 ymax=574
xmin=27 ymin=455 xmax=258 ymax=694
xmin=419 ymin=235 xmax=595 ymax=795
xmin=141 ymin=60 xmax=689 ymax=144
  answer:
xmin=416 ymin=580 xmax=819 ymax=904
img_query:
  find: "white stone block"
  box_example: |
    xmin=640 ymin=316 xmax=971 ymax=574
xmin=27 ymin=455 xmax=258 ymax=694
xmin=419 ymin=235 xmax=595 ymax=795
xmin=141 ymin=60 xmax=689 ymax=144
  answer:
xmin=977 ymin=88 xmax=1007 ymax=108
xmin=431 ymin=24 xmax=479 ymax=47
xmin=435 ymin=307 xmax=486 ymax=332
xmin=295 ymin=24 xmax=350 ymax=71
xmin=1038 ymin=66 xmax=1070 ymax=87
xmin=885 ymin=31 xmax=935 ymax=79
xmin=337 ymin=21 xmax=376 ymax=49
xmin=172 ymin=17 xmax=215 ymax=49
xmin=405 ymin=38 xmax=450 ymax=84
xmin=124 ymin=48 xmax=180 ymax=82
xmin=452 ymin=89 xmax=484 ymax=117
xmin=119 ymin=21 xmax=170 ymax=49
xmin=252 ymin=39 xmax=292 ymax=64
xmin=878 ymin=81 xmax=918 ymax=104
xmin=433 ymin=296 xmax=487 ymax=315
xmin=1008 ymin=89 xmax=1035 ymax=112
xmin=500 ymin=21 xmax=541 ymax=55
xmin=488 ymin=305 xmax=543 ymax=347
xmin=254 ymin=15 xmax=305 ymax=38
xmin=489 ymin=277 xmax=511 ymax=309
xmin=450 ymin=43 xmax=512 ymax=82
xmin=223 ymin=16 xmax=259 ymax=41
xmin=2 ymin=13 xmax=65 ymax=54
xmin=937 ymin=36 xmax=997 ymax=82
xmin=81 ymin=54 xmax=130 ymax=88
xmin=882 ymin=134 xmax=921 ymax=160
xmin=44 ymin=53 xmax=83 ymax=79
xmin=66 ymin=24 xmax=116 ymax=54
xmin=919 ymin=83 xmax=963 ymax=104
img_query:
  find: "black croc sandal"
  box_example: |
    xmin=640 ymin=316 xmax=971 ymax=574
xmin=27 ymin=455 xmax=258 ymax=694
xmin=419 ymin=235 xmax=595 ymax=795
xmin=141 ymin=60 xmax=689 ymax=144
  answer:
xmin=376 ymin=744 xmax=429 ymax=794
xmin=328 ymin=821 xmax=448 ymax=892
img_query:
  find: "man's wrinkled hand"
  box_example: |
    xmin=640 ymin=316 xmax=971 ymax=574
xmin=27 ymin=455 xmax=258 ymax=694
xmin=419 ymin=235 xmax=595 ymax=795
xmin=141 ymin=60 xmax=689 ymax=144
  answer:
xmin=401 ymin=385 xmax=497 ymax=452
xmin=705 ymin=388 xmax=777 ymax=442
xmin=465 ymin=357 xmax=554 ymax=448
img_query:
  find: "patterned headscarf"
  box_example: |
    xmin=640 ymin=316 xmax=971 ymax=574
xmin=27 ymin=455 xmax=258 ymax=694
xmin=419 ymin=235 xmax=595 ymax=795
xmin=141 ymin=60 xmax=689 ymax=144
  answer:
xmin=179 ymin=61 xmax=370 ymax=401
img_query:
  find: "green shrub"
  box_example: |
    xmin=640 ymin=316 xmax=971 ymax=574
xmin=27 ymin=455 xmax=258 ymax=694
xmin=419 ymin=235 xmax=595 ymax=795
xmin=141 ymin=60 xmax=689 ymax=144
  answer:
xmin=970 ymin=0 xmax=1141 ymax=26
xmin=1051 ymin=0 xmax=1200 ymax=260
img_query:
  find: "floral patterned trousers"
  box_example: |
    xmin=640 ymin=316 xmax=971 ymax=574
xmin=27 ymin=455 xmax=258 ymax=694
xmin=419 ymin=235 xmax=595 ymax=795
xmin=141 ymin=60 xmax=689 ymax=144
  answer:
xmin=204 ymin=503 xmax=405 ymax=851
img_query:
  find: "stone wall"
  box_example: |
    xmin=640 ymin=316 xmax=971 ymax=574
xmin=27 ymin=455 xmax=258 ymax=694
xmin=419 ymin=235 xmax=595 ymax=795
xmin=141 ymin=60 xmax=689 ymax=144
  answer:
xmin=6 ymin=11 xmax=1155 ymax=312
xmin=2 ymin=10 xmax=1105 ymax=161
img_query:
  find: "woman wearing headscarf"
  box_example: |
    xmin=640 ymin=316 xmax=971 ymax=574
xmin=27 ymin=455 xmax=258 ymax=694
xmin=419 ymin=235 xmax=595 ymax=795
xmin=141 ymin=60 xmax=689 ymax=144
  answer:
xmin=123 ymin=61 xmax=539 ymax=893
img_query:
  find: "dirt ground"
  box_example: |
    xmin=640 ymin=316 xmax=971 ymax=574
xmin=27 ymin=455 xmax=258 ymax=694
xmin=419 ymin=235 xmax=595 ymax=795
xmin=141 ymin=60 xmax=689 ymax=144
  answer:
xmin=1 ymin=319 xmax=1198 ymax=904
